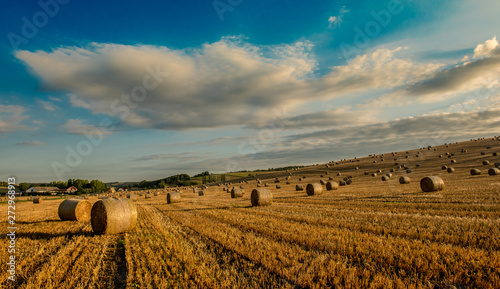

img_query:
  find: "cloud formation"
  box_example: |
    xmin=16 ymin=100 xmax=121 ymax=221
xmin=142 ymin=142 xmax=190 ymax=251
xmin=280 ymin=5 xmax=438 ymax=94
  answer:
xmin=328 ymin=6 xmax=350 ymax=29
xmin=62 ymin=119 xmax=112 ymax=136
xmin=16 ymin=39 xmax=439 ymax=131
xmin=474 ymin=36 xmax=499 ymax=58
xmin=37 ymin=100 xmax=58 ymax=111
xmin=0 ymin=104 xmax=30 ymax=133
xmin=17 ymin=141 xmax=47 ymax=146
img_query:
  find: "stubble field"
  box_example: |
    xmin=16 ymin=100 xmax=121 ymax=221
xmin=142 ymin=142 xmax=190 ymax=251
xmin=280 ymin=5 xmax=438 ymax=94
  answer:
xmin=2 ymin=138 xmax=500 ymax=288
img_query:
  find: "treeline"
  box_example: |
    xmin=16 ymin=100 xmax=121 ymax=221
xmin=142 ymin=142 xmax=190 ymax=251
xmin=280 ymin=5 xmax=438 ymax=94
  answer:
xmin=193 ymin=171 xmax=226 ymax=184
xmin=16 ymin=179 xmax=108 ymax=194
xmin=238 ymin=166 xmax=305 ymax=173
xmin=136 ymin=174 xmax=197 ymax=189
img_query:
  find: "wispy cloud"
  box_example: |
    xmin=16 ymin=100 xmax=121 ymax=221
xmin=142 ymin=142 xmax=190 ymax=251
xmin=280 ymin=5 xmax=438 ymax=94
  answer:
xmin=17 ymin=141 xmax=47 ymax=146
xmin=62 ymin=119 xmax=112 ymax=136
xmin=0 ymin=104 xmax=31 ymax=133
xmin=37 ymin=100 xmax=58 ymax=111
xmin=328 ymin=6 xmax=350 ymax=29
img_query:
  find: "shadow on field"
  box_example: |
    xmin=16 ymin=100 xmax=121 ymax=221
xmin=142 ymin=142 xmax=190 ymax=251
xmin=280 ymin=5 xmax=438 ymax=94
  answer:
xmin=16 ymin=219 xmax=61 ymax=224
xmin=4 ymin=230 xmax=94 ymax=240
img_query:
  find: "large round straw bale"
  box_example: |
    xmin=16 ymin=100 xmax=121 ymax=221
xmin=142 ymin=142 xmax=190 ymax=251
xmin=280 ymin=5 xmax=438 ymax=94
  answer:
xmin=306 ymin=183 xmax=323 ymax=196
xmin=451 ymin=159 xmax=456 ymax=163
xmin=286 ymin=181 xmax=291 ymax=185
xmin=198 ymin=191 xmax=204 ymax=196
xmin=32 ymin=197 xmax=42 ymax=204
xmin=154 ymin=192 xmax=159 ymax=196
xmin=420 ymin=176 xmax=444 ymax=192
xmin=326 ymin=181 xmax=338 ymax=190
xmin=320 ymin=180 xmax=326 ymax=185
xmin=91 ymin=198 xmax=138 ymax=234
xmin=276 ymin=185 xmax=281 ymax=189
xmin=495 ymin=162 xmax=500 ymax=168
xmin=382 ymin=176 xmax=389 ymax=181
xmin=399 ymin=176 xmax=410 ymax=184
xmin=329 ymin=176 xmax=334 ymax=180
xmin=372 ymin=173 xmax=377 ymax=177
xmin=470 ymin=169 xmax=481 ymax=176
xmin=295 ymin=184 xmax=304 ymax=191
xmin=488 ymin=168 xmax=500 ymax=175
xmin=339 ymin=180 xmax=346 ymax=186
xmin=346 ymin=179 xmax=352 ymax=185
xmin=145 ymin=193 xmax=152 ymax=199
xmin=494 ymin=152 xmax=498 ymax=156
xmin=167 ymin=192 xmax=181 ymax=204
xmin=386 ymin=173 xmax=393 ymax=178
xmin=126 ymin=193 xmax=138 ymax=201
xmin=251 ymin=188 xmax=272 ymax=206
xmin=231 ymin=187 xmax=243 ymax=198
xmin=447 ymin=167 xmax=455 ymax=173
xmin=58 ymin=199 xmax=92 ymax=221
xmin=442 ymin=165 xmax=448 ymax=170
xmin=483 ymin=160 xmax=490 ymax=165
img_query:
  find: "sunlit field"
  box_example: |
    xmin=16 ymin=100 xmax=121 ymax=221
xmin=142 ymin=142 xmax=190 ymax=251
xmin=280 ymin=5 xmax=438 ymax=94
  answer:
xmin=2 ymin=137 xmax=500 ymax=288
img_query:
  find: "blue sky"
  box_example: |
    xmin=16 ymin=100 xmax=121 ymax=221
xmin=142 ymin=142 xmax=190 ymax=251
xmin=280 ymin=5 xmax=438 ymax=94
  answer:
xmin=1 ymin=0 xmax=500 ymax=183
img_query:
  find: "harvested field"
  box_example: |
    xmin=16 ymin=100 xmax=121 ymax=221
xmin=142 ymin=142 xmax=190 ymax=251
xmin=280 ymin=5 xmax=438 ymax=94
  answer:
xmin=2 ymin=138 xmax=500 ymax=288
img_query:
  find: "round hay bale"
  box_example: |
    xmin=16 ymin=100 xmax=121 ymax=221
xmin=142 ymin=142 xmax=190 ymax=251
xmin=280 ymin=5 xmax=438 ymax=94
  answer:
xmin=145 ymin=193 xmax=152 ymax=199
xmin=126 ymin=193 xmax=138 ymax=201
xmin=386 ymin=173 xmax=393 ymax=178
xmin=470 ymin=169 xmax=481 ymax=176
xmin=372 ymin=173 xmax=377 ymax=177
xmin=488 ymin=168 xmax=500 ymax=176
xmin=91 ymin=198 xmax=138 ymax=234
xmin=494 ymin=152 xmax=498 ymax=156
xmin=198 ymin=191 xmax=204 ymax=196
xmin=320 ymin=180 xmax=326 ymax=185
xmin=58 ymin=199 xmax=92 ymax=221
xmin=346 ymin=179 xmax=352 ymax=185
xmin=295 ymin=185 xmax=304 ymax=191
xmin=298 ymin=178 xmax=303 ymax=181
xmin=337 ymin=173 xmax=341 ymax=176
xmin=32 ymin=197 xmax=42 ymax=204
xmin=481 ymin=152 xmax=486 ymax=155
xmin=251 ymin=188 xmax=272 ymax=206
xmin=406 ymin=169 xmax=412 ymax=174
xmin=306 ymin=183 xmax=323 ymax=196
xmin=382 ymin=176 xmax=389 ymax=181
xmin=276 ymin=185 xmax=281 ymax=189
xmin=231 ymin=187 xmax=243 ymax=198
xmin=339 ymin=180 xmax=346 ymax=186
xmin=451 ymin=159 xmax=456 ymax=163
xmin=399 ymin=176 xmax=410 ymax=184
xmin=328 ymin=176 xmax=334 ymax=180
xmin=420 ymin=176 xmax=444 ymax=192
xmin=376 ymin=169 xmax=382 ymax=173
xmin=286 ymin=181 xmax=291 ymax=185
xmin=447 ymin=167 xmax=455 ymax=173
xmin=495 ymin=162 xmax=500 ymax=168
xmin=442 ymin=165 xmax=448 ymax=170
xmin=483 ymin=160 xmax=490 ymax=165
xmin=364 ymin=171 xmax=369 ymax=175
xmin=326 ymin=181 xmax=338 ymax=190
xmin=153 ymin=192 xmax=159 ymax=196
xmin=167 ymin=192 xmax=181 ymax=204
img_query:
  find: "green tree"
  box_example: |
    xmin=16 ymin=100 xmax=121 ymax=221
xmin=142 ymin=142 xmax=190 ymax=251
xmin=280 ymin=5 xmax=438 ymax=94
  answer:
xmin=19 ymin=182 xmax=30 ymax=191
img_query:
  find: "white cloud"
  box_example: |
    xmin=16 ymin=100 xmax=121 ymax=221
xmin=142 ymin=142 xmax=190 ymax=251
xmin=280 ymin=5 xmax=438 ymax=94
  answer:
xmin=0 ymin=104 xmax=30 ymax=133
xmin=474 ymin=36 xmax=499 ymax=58
xmin=48 ymin=96 xmax=62 ymax=102
xmin=37 ymin=100 xmax=58 ymax=111
xmin=17 ymin=141 xmax=46 ymax=146
xmin=16 ymin=39 xmax=441 ymax=131
xmin=328 ymin=6 xmax=350 ymax=29
xmin=62 ymin=119 xmax=112 ymax=136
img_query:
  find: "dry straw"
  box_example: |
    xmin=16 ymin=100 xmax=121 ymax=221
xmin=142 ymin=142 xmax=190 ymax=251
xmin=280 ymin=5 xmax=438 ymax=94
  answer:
xmin=420 ymin=176 xmax=444 ymax=192
xmin=306 ymin=183 xmax=323 ymax=196
xmin=470 ymin=169 xmax=481 ymax=176
xmin=488 ymin=168 xmax=500 ymax=175
xmin=32 ymin=197 xmax=42 ymax=204
xmin=295 ymin=184 xmax=304 ymax=191
xmin=58 ymin=199 xmax=92 ymax=221
xmin=251 ymin=188 xmax=273 ymax=206
xmin=399 ymin=176 xmax=410 ymax=184
xmin=231 ymin=187 xmax=244 ymax=198
xmin=126 ymin=193 xmax=138 ymax=201
xmin=167 ymin=192 xmax=181 ymax=204
xmin=326 ymin=181 xmax=339 ymax=190
xmin=91 ymin=198 xmax=138 ymax=234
